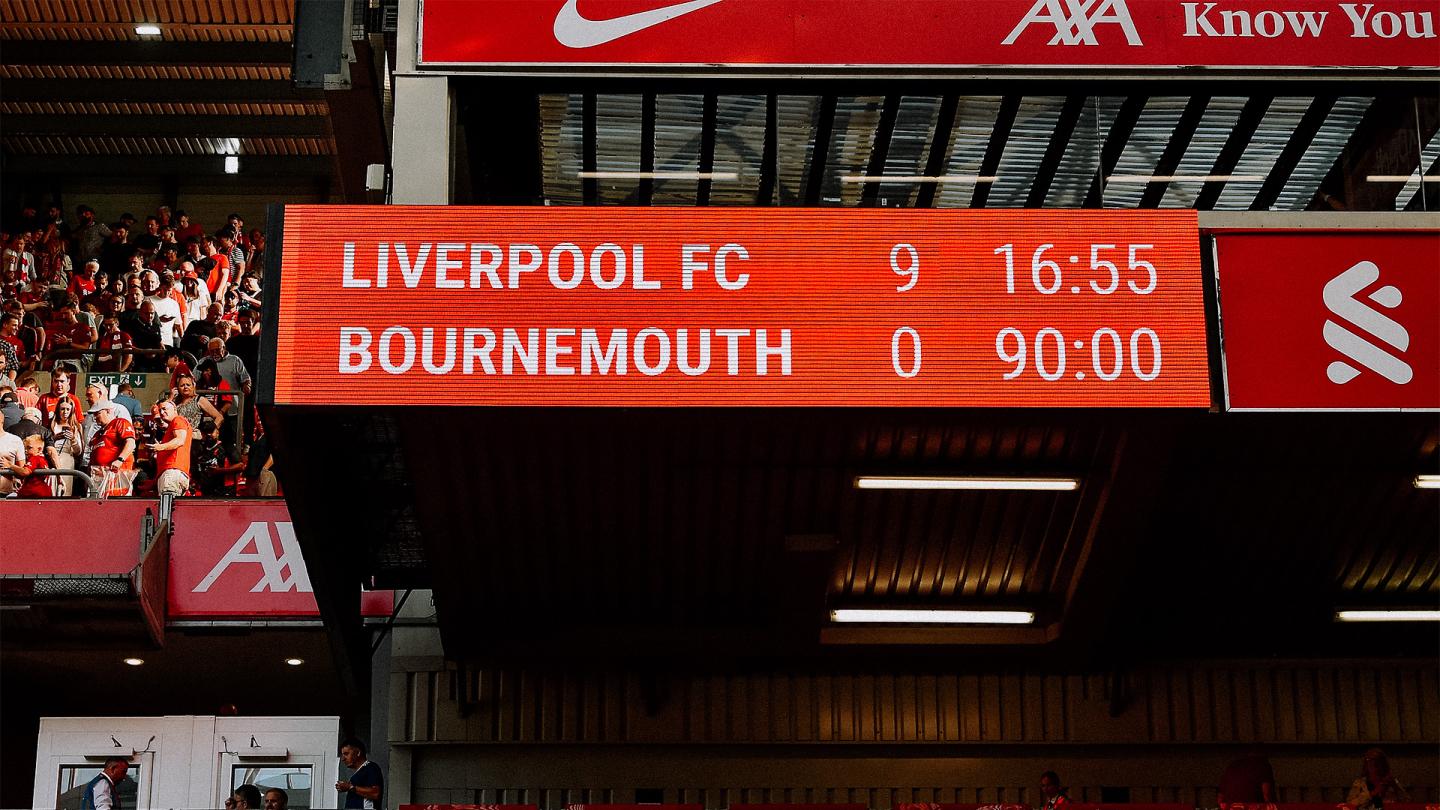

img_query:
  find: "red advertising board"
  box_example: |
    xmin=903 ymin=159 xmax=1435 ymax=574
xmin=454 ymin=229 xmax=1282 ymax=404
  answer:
xmin=272 ymin=206 xmax=1210 ymax=408
xmin=0 ymin=499 xmax=155 ymax=575
xmin=1215 ymin=230 xmax=1440 ymax=411
xmin=167 ymin=500 xmax=393 ymax=618
xmin=418 ymin=0 xmax=1440 ymax=69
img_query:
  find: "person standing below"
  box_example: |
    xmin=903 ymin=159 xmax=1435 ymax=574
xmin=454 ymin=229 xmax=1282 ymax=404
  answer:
xmin=80 ymin=757 xmax=129 ymax=810
xmin=146 ymin=399 xmax=192 ymax=496
xmin=1218 ymin=749 xmax=1277 ymax=807
xmin=1038 ymin=771 xmax=1071 ymax=810
xmin=1347 ymin=748 xmax=1408 ymax=810
xmin=262 ymin=787 xmax=289 ymax=810
xmin=336 ymin=738 xmax=383 ymax=810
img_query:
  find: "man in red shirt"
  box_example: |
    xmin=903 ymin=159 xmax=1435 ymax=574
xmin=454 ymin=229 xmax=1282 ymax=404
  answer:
xmin=36 ymin=370 xmax=82 ymax=422
xmin=200 ymin=237 xmax=231 ymax=302
xmin=147 ymin=399 xmax=192 ymax=496
xmin=93 ymin=315 xmax=134 ymax=373
xmin=67 ymin=259 xmax=100 ymax=298
xmin=87 ymin=400 xmax=137 ymax=496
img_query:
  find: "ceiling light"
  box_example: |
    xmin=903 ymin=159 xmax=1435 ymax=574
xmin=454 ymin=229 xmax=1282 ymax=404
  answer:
xmin=134 ymin=24 xmax=162 ymax=36
xmin=841 ymin=175 xmax=999 ymax=184
xmin=224 ymin=156 xmax=240 ymax=174
xmin=1415 ymin=474 xmax=1440 ymax=489
xmin=831 ymin=608 xmax=1036 ymax=625
xmin=1106 ymin=174 xmax=1266 ymax=183
xmin=854 ymin=475 xmax=1079 ymax=491
xmin=123 ymin=657 xmax=145 ymax=666
xmin=1335 ymin=610 xmax=1440 ymax=623
xmin=284 ymin=658 xmax=305 ymax=666
xmin=577 ymin=171 xmax=738 ymax=181
xmin=1367 ymin=175 xmax=1440 ymax=183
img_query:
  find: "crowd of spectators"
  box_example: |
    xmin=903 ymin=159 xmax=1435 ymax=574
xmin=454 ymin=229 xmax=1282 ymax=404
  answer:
xmin=0 ymin=202 xmax=276 ymax=498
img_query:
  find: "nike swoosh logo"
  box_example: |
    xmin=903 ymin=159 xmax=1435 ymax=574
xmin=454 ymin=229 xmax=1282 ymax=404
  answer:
xmin=553 ymin=0 xmax=726 ymax=48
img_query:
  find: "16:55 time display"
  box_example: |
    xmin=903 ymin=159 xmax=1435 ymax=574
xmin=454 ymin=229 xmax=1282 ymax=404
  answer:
xmin=994 ymin=243 xmax=1157 ymax=295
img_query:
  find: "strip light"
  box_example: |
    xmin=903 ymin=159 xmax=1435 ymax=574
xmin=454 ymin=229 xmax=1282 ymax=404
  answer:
xmin=841 ymin=175 xmax=1000 ymax=184
xmin=1106 ymin=174 xmax=1265 ymax=183
xmin=855 ymin=476 xmax=1079 ymax=491
xmin=1415 ymin=474 xmax=1440 ymax=489
xmin=831 ymin=608 xmax=1036 ymax=625
xmin=224 ymin=156 xmax=241 ymax=174
xmin=577 ymin=171 xmax=739 ymax=181
xmin=134 ymin=24 xmax=162 ymax=36
xmin=1335 ymin=610 xmax=1440 ymax=623
xmin=1367 ymin=175 xmax=1440 ymax=183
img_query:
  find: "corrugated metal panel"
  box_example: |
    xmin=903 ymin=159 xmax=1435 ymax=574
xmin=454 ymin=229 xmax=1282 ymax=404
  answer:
xmin=708 ymin=95 xmax=765 ymax=205
xmin=1160 ymin=96 xmax=1247 ymax=207
xmin=876 ymin=95 xmax=943 ymax=207
xmin=652 ymin=94 xmax=704 ymax=204
xmin=395 ymin=661 xmax=1439 ymax=746
xmin=818 ymin=97 xmax=884 ymax=205
xmin=0 ymin=101 xmax=326 ymax=116
xmin=986 ymin=97 xmax=1066 ymax=208
xmin=774 ymin=95 xmax=821 ymax=205
xmin=1215 ymin=96 xmax=1314 ymax=210
xmin=0 ymin=64 xmax=290 ymax=81
xmin=0 ymin=0 xmax=293 ymax=41
xmin=1103 ymin=96 xmax=1187 ymax=209
xmin=934 ymin=97 xmax=1002 ymax=208
xmin=1274 ymin=96 xmax=1373 ymax=211
xmin=539 ymin=93 xmax=583 ymax=205
xmin=1044 ymin=97 xmax=1106 ymax=208
xmin=595 ymin=94 xmax=644 ymax=204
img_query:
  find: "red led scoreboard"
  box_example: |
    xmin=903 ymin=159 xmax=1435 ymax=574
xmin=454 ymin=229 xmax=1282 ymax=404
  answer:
xmin=271 ymin=207 xmax=1208 ymax=407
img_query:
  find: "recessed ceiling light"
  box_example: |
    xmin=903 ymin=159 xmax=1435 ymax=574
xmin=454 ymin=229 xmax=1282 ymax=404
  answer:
xmin=1335 ymin=610 xmax=1440 ymax=623
xmin=134 ymin=24 xmax=162 ymax=36
xmin=284 ymin=658 xmax=305 ymax=666
xmin=224 ymin=156 xmax=241 ymax=174
xmin=855 ymin=476 xmax=1079 ymax=491
xmin=831 ymin=608 xmax=1036 ymax=625
xmin=1414 ymin=474 xmax=1440 ymax=489
xmin=123 ymin=657 xmax=145 ymax=666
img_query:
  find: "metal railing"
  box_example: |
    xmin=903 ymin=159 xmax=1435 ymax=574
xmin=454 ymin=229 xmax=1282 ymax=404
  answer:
xmin=0 ymin=466 xmax=99 ymax=496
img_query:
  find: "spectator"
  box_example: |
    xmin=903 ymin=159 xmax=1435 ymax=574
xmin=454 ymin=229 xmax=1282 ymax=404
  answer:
xmin=0 ymin=313 xmax=24 ymax=374
xmin=1219 ymin=748 xmax=1277 ymax=807
xmin=79 ymin=756 xmax=129 ymax=810
xmin=48 ymin=300 xmax=97 ymax=371
xmin=193 ymin=417 xmax=242 ymax=495
xmin=181 ymin=303 xmax=223 ymax=359
xmin=112 ymin=384 xmax=142 ymax=425
xmin=232 ymin=784 xmax=263 ymax=810
xmin=244 ymin=229 xmax=266 ymax=277
xmin=0 ymin=389 xmax=19 ymax=429
xmin=2 ymin=235 xmax=34 ymax=282
xmin=146 ymin=398 xmax=193 ymax=496
xmin=42 ymin=237 xmax=74 ymax=285
xmin=93 ymin=314 xmax=135 ymax=373
xmin=156 ymin=205 xmax=173 ymax=230
xmin=99 ymin=225 xmax=134 ymax=278
xmin=87 ymin=400 xmax=137 ymax=496
xmin=203 ymin=337 xmax=252 ymax=398
xmin=219 ymin=230 xmax=246 ymax=276
xmin=11 ymin=433 xmax=54 ymax=498
xmin=180 ymin=267 xmax=211 ymax=323
xmin=81 ymin=380 xmax=128 ymax=462
xmin=1038 ymin=770 xmax=1071 ymax=810
xmin=121 ymin=301 xmax=165 ymax=372
xmin=173 ymin=372 xmax=224 ymax=429
xmin=201 ymin=236 xmax=232 ymax=302
xmin=72 ymin=206 xmax=111 ymax=264
xmin=0 ymin=409 xmax=22 ymax=496
xmin=8 ymin=406 xmax=54 ymax=450
xmin=37 ymin=370 xmax=82 ymax=422
xmin=336 ymin=737 xmax=383 ymax=810
xmin=227 ymin=307 xmax=261 ymax=389
xmin=133 ymin=216 xmax=162 ymax=255
xmin=262 ymin=787 xmax=288 ymax=810
xmin=236 ymin=275 xmax=262 ymax=311
xmin=14 ymin=373 xmax=40 ymax=409
xmin=1347 ymin=748 xmax=1409 ymax=810
xmin=146 ymin=273 xmax=183 ymax=347
xmin=47 ymin=395 xmax=84 ymax=496
xmin=68 ymin=259 xmax=98 ymax=299
xmin=174 ymin=210 xmax=204 ymax=245
xmin=0 ymin=346 xmax=15 ymax=391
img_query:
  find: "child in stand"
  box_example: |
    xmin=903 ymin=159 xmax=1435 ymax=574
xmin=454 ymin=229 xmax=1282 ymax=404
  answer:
xmin=9 ymin=433 xmax=54 ymax=497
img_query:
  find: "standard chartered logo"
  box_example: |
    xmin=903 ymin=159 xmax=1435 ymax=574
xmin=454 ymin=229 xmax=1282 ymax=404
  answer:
xmin=1322 ymin=260 xmax=1413 ymax=385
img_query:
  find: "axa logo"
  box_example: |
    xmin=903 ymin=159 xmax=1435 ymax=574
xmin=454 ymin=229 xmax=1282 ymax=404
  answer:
xmin=1003 ymin=0 xmax=1144 ymax=45
xmin=193 ymin=521 xmax=314 ymax=594
xmin=1322 ymin=260 xmax=1413 ymax=386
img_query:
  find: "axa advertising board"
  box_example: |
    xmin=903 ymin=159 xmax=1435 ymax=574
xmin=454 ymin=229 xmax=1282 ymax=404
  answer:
xmin=418 ymin=0 xmax=1440 ymax=69
xmin=168 ymin=500 xmax=393 ymax=618
xmin=1215 ymin=230 xmax=1439 ymax=411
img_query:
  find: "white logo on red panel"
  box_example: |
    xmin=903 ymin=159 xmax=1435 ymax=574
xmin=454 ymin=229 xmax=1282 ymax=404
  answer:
xmin=193 ymin=521 xmax=314 ymax=594
xmin=1003 ymin=0 xmax=1144 ymax=45
xmin=553 ymin=0 xmax=726 ymax=48
xmin=1322 ymin=260 xmax=1413 ymax=385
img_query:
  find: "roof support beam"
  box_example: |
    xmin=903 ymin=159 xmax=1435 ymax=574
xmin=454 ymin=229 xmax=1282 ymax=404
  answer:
xmin=755 ymin=93 xmax=778 ymax=206
xmin=2 ymin=114 xmax=330 ymax=138
xmin=638 ymin=92 xmax=657 ymax=206
xmin=1028 ymin=95 xmax=1088 ymax=208
xmin=1249 ymin=95 xmax=1336 ymax=212
xmin=0 ymin=79 xmax=320 ymax=103
xmin=859 ymin=95 xmax=901 ymax=207
xmin=696 ymin=93 xmax=718 ymax=206
xmin=971 ymin=95 xmax=1021 ymax=209
xmin=1 ymin=41 xmax=293 ymax=66
xmin=804 ymin=95 xmax=838 ymax=206
xmin=582 ymin=93 xmax=598 ymax=205
xmin=3 ymin=154 xmax=333 ymax=177
xmin=915 ymin=95 xmax=959 ymax=209
xmin=1084 ymin=95 xmax=1147 ymax=208
xmin=1194 ymin=95 xmax=1274 ymax=210
xmin=1140 ymin=95 xmax=1211 ymax=208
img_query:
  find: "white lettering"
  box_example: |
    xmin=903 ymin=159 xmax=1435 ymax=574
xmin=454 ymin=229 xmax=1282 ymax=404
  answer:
xmin=581 ymin=328 xmax=627 ymax=375
xmin=1004 ymin=0 xmax=1143 ymax=45
xmin=434 ymin=243 xmax=465 ymax=289
xmin=716 ymin=328 xmax=750 ymax=375
xmin=548 ymin=243 xmax=586 ymax=290
xmin=376 ymin=242 xmax=389 ymax=287
xmin=714 ymin=244 xmax=750 ymax=291
xmin=463 ymin=327 xmax=496 ymax=374
xmin=1184 ymin=2 xmax=1221 ymax=36
xmin=508 ymin=244 xmax=543 ymax=288
xmin=1342 ymin=3 xmax=1374 ymax=36
xmin=194 ymin=522 xmax=313 ymax=594
xmin=634 ymin=327 xmax=671 ymax=376
xmin=590 ymin=243 xmax=627 ymax=290
xmin=395 ymin=242 xmax=431 ymax=288
xmin=1220 ymin=9 xmax=1253 ymax=36
xmin=632 ymin=245 xmax=660 ymax=290
xmin=470 ymin=244 xmax=504 ymax=288
xmin=1284 ymin=10 xmax=1328 ymax=36
xmin=1373 ymin=10 xmax=1401 ymax=37
xmin=755 ymin=328 xmax=792 ymax=376
xmin=546 ymin=328 xmax=576 ymax=375
xmin=378 ymin=326 xmax=416 ymax=374
xmin=676 ymin=329 xmax=711 ymax=376
xmin=503 ymin=327 xmax=539 ymax=374
xmin=421 ymin=327 xmax=457 ymax=374
xmin=339 ymin=327 xmax=372 ymax=374
xmin=1254 ymin=9 xmax=1282 ymax=37
xmin=341 ymin=242 xmax=369 ymax=288
xmin=681 ymin=244 xmax=708 ymax=290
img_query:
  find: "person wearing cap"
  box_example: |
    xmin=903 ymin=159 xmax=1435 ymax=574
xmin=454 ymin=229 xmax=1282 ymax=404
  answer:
xmin=7 ymin=405 xmax=53 ymax=446
xmin=1347 ymin=748 xmax=1409 ymax=810
xmin=81 ymin=381 xmax=130 ymax=463
xmin=87 ymin=399 xmax=137 ymax=496
xmin=1 ymin=388 xmax=22 ymax=430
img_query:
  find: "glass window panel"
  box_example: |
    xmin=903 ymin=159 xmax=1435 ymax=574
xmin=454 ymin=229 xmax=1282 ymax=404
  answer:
xmin=875 ymin=96 xmax=942 ymax=207
xmin=651 ymin=94 xmax=703 ymax=204
xmin=232 ymin=765 xmax=312 ymax=810
xmin=1103 ymin=96 xmax=1188 ymax=209
xmin=987 ymin=96 xmax=1066 ymax=208
xmin=1160 ymin=96 xmax=1247 ymax=208
xmin=1274 ymin=96 xmax=1373 ymax=211
xmin=935 ymin=97 xmax=1002 ymax=208
xmin=539 ymin=93 xmax=583 ymax=205
xmin=1215 ymin=96 xmax=1314 ymax=210
xmin=56 ymin=765 xmax=141 ymax=810
xmin=708 ymin=95 xmax=765 ymax=205
xmin=774 ymin=95 xmax=820 ymax=205
xmin=594 ymin=94 xmax=643 ymax=204
xmin=818 ymin=96 xmax=885 ymax=205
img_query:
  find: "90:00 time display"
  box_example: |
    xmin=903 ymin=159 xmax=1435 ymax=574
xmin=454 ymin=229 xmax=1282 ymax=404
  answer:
xmin=889 ymin=326 xmax=1163 ymax=381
